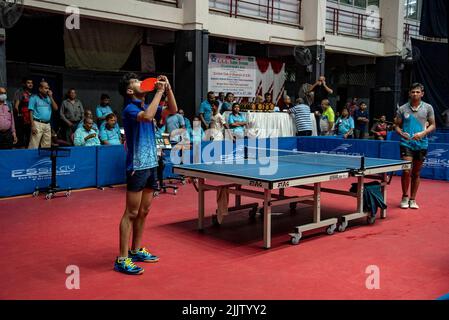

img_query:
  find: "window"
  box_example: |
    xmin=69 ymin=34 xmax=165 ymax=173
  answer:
xmin=329 ymin=0 xmax=379 ymax=9
xmin=404 ymin=0 xmax=422 ymax=20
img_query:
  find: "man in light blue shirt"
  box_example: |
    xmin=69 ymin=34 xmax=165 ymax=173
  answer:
xmin=28 ymin=81 xmax=59 ymax=149
xmin=96 ymin=94 xmax=113 ymax=126
xmin=228 ymin=103 xmax=247 ymax=140
xmin=74 ymin=118 xmax=101 ymax=146
xmin=164 ymin=112 xmax=185 ymax=143
xmin=99 ymin=113 xmax=122 ymax=145
xmin=199 ymin=91 xmax=215 ymax=129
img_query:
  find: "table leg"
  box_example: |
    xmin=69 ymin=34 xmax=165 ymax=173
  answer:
xmin=263 ymin=189 xmax=272 ymax=249
xmin=356 ymin=176 xmax=364 ymax=214
xmin=198 ymin=178 xmax=205 ymax=230
xmin=381 ymin=173 xmax=387 ymax=219
xmin=313 ymin=183 xmax=321 ymax=223
xmin=235 ymin=185 xmax=241 ymax=207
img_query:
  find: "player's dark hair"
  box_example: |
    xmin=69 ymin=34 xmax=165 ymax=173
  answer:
xmin=118 ymin=73 xmax=139 ymax=97
xmin=410 ymin=82 xmax=424 ymax=92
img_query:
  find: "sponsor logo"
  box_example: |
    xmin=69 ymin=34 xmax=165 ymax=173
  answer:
xmin=249 ymin=180 xmax=263 ymax=187
xmin=424 ymin=149 xmax=449 ymax=169
xmin=320 ymin=144 xmax=362 ymax=156
xmin=277 ymin=181 xmax=289 ymax=188
xmin=329 ymin=173 xmax=348 ymax=180
xmin=11 ymin=159 xmax=76 ymax=181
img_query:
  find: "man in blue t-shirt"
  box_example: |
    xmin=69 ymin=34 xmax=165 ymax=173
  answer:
xmin=354 ymin=101 xmax=369 ymax=139
xmin=28 ymin=81 xmax=59 ymax=149
xmin=114 ymin=73 xmax=178 ymax=276
xmin=95 ymin=94 xmax=113 ymax=126
xmin=199 ymin=91 xmax=215 ymax=129
xmin=395 ymin=83 xmax=436 ymax=210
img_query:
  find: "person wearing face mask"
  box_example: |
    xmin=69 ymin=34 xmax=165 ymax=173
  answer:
xmin=95 ymin=94 xmax=113 ymax=127
xmin=0 ymin=87 xmax=18 ymax=149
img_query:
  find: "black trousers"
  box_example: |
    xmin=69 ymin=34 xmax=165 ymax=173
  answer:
xmin=0 ymin=130 xmax=13 ymax=149
xmin=296 ymin=130 xmax=312 ymax=137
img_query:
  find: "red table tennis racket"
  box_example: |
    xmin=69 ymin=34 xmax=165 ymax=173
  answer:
xmin=141 ymin=77 xmax=158 ymax=92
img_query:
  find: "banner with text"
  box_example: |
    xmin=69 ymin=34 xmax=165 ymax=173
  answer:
xmin=208 ymin=53 xmax=257 ymax=97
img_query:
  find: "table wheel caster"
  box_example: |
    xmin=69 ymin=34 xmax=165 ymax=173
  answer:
xmin=45 ymin=193 xmax=54 ymax=200
xmin=338 ymin=221 xmax=348 ymax=232
xmin=65 ymin=190 xmax=72 ymax=197
xmin=326 ymin=224 xmax=337 ymax=235
xmin=290 ymin=232 xmax=302 ymax=245
xmin=33 ymin=190 xmax=40 ymax=197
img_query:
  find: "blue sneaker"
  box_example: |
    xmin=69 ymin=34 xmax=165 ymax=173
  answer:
xmin=128 ymin=248 xmax=159 ymax=263
xmin=114 ymin=257 xmax=144 ymax=275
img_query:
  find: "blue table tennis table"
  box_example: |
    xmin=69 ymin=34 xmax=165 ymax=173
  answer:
xmin=173 ymin=148 xmax=411 ymax=249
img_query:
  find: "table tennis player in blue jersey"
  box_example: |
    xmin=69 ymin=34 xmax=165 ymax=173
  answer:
xmin=114 ymin=73 xmax=178 ymax=275
xmin=395 ymin=83 xmax=436 ymax=210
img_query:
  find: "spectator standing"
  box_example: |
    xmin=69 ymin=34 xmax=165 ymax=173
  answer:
xmin=13 ymin=77 xmax=33 ymax=148
xmin=220 ymin=93 xmax=234 ymax=114
xmin=28 ymin=81 xmax=59 ymax=149
xmin=164 ymin=108 xmax=185 ymax=143
xmin=60 ymin=88 xmax=84 ymax=144
xmin=354 ymin=101 xmax=370 ymax=139
xmin=318 ymin=99 xmax=335 ymax=136
xmin=228 ymin=103 xmax=247 ymax=140
xmin=289 ymin=98 xmax=313 ymax=136
xmin=309 ymin=76 xmax=333 ymax=134
xmin=199 ymin=91 xmax=215 ymax=129
xmin=95 ymin=94 xmax=113 ymax=126
xmin=0 ymin=87 xmax=18 ymax=149
xmin=209 ymin=100 xmax=227 ymax=141
xmin=74 ymin=118 xmax=101 ymax=146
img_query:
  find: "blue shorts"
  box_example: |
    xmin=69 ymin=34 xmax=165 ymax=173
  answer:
xmin=126 ymin=167 xmax=158 ymax=192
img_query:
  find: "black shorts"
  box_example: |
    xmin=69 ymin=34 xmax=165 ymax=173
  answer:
xmin=126 ymin=167 xmax=159 ymax=192
xmin=400 ymin=146 xmax=428 ymax=162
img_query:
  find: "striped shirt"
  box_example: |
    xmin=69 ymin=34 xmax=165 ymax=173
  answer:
xmin=290 ymin=104 xmax=313 ymax=132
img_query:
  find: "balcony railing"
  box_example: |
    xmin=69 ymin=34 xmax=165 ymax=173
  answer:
xmin=209 ymin=0 xmax=302 ymax=28
xmin=326 ymin=7 xmax=382 ymax=41
xmin=137 ymin=0 xmax=179 ymax=7
xmin=403 ymin=22 xmax=422 ymax=43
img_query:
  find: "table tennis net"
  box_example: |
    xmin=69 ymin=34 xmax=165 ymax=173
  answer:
xmin=244 ymin=147 xmax=364 ymax=170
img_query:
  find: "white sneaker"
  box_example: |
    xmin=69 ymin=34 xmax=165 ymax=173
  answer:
xmin=400 ymin=197 xmax=410 ymax=209
xmin=409 ymin=200 xmax=420 ymax=209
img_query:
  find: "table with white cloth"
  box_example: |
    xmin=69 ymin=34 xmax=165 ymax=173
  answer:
xmin=223 ymin=111 xmax=317 ymax=138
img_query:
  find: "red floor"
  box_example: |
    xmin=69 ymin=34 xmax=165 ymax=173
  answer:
xmin=0 ymin=177 xmax=448 ymax=300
